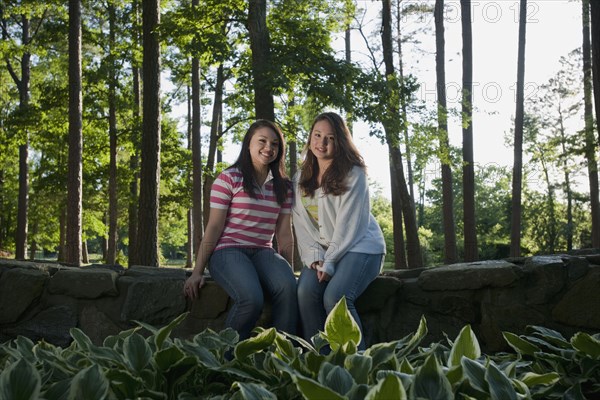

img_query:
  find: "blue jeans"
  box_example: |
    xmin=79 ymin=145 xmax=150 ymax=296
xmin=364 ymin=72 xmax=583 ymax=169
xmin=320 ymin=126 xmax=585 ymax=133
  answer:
xmin=208 ymin=247 xmax=298 ymax=340
xmin=297 ymin=252 xmax=383 ymax=350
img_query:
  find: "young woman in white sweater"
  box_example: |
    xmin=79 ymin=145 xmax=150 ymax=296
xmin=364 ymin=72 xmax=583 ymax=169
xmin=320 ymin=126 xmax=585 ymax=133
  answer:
xmin=292 ymin=112 xmax=386 ymax=350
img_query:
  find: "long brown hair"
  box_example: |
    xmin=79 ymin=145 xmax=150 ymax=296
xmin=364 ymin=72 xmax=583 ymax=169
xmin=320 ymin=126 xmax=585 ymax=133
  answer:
xmin=299 ymin=112 xmax=365 ymax=197
xmin=231 ymin=119 xmax=290 ymax=205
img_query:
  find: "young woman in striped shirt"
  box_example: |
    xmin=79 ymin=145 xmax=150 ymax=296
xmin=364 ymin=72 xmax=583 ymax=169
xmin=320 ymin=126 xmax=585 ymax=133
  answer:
xmin=183 ymin=120 xmax=297 ymax=340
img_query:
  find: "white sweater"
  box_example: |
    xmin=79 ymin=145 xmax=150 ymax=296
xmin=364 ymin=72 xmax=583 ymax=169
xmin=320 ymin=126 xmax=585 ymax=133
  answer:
xmin=292 ymin=166 xmax=386 ymax=277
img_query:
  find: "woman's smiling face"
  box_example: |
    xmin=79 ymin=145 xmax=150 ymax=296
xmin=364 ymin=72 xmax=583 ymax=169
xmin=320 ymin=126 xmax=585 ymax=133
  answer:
xmin=309 ymin=119 xmax=336 ymax=161
xmin=249 ymin=127 xmax=279 ymax=169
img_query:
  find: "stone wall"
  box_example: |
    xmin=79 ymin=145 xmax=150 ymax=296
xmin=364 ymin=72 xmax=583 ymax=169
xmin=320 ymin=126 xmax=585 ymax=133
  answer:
xmin=1 ymin=250 xmax=599 ymax=352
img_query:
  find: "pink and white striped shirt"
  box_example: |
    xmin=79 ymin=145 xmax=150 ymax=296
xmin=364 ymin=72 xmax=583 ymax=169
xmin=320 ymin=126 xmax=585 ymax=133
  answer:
xmin=210 ymin=167 xmax=293 ymax=251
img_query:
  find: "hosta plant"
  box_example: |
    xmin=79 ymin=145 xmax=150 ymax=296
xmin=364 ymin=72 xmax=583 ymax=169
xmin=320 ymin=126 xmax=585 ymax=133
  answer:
xmin=0 ymin=297 xmax=598 ymax=399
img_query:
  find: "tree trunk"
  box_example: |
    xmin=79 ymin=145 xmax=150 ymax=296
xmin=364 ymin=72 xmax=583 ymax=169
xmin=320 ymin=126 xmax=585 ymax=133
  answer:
xmin=186 ymin=84 xmax=193 ymax=268
xmin=66 ymin=0 xmax=83 ymax=266
xmin=461 ymin=0 xmax=477 ymax=261
xmin=13 ymin=15 xmax=31 ymax=260
xmin=584 ymin=0 xmax=600 ymax=248
xmin=58 ymin=207 xmax=66 ymax=262
xmin=435 ymin=0 xmax=458 ymax=264
xmin=0 ymin=170 xmax=4 ymax=249
xmin=590 ymin=0 xmax=600 ymax=146
xmin=191 ymin=41 xmax=203 ymax=254
xmin=29 ymin=222 xmax=37 ymax=260
xmin=558 ymin=114 xmax=573 ymax=251
xmin=510 ymin=0 xmax=527 ymax=257
xmin=389 ymin=159 xmax=407 ymax=269
xmin=382 ymin=0 xmax=422 ymax=268
xmin=203 ymin=64 xmax=224 ymax=228
xmin=248 ymin=0 xmax=274 ymax=120
xmin=128 ymin=0 xmax=141 ymax=266
xmin=107 ymin=2 xmax=118 ymax=265
xmin=136 ymin=0 xmax=162 ymax=267
xmin=82 ymin=240 xmax=89 ymax=264
xmin=396 ymin=0 xmax=415 ymax=203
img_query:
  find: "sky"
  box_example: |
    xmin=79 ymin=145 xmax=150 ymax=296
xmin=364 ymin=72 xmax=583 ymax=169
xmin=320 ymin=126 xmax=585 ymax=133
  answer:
xmin=187 ymin=0 xmax=584 ymax=200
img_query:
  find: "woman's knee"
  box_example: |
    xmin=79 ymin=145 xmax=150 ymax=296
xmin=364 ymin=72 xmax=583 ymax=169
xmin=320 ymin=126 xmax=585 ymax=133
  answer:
xmin=237 ymin=290 xmax=264 ymax=314
xmin=323 ymin=291 xmax=354 ymax=313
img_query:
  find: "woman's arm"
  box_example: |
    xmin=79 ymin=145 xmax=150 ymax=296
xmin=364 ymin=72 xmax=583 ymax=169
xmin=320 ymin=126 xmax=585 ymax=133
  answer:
xmin=275 ymin=213 xmax=294 ymax=267
xmin=321 ymin=167 xmax=371 ymax=276
xmin=184 ymin=207 xmax=227 ymax=300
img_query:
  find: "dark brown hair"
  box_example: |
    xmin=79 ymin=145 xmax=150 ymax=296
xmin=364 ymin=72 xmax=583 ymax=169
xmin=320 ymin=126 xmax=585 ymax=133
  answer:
xmin=231 ymin=119 xmax=290 ymax=205
xmin=299 ymin=112 xmax=365 ymax=197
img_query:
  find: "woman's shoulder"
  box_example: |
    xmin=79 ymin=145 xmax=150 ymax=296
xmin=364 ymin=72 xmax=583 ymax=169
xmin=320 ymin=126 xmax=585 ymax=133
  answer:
xmin=347 ymin=165 xmax=367 ymax=181
xmin=215 ymin=167 xmax=242 ymax=184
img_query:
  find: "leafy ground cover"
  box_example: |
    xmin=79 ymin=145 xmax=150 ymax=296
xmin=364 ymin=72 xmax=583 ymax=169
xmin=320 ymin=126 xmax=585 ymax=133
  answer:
xmin=1 ymin=298 xmax=599 ymax=399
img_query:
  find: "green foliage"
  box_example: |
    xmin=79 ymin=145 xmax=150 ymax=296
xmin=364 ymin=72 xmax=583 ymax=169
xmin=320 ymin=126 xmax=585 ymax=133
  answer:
xmin=1 ymin=299 xmax=599 ymax=399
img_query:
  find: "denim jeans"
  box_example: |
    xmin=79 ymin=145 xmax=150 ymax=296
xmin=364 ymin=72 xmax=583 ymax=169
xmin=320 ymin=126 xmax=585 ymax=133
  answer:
xmin=297 ymin=252 xmax=383 ymax=350
xmin=208 ymin=247 xmax=298 ymax=340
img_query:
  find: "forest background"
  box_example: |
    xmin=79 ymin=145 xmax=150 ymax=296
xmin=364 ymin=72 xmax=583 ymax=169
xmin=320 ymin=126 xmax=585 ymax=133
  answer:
xmin=1 ymin=0 xmax=600 ymax=270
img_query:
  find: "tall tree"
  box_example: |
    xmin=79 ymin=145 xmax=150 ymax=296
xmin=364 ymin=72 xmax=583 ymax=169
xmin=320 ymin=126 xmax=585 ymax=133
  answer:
xmin=128 ymin=0 xmax=142 ymax=266
xmin=591 ymin=0 xmax=600 ymax=146
xmin=191 ymin=0 xmax=203 ymax=257
xmin=66 ymin=0 xmax=83 ymax=265
xmin=136 ymin=0 xmax=161 ymax=267
xmin=461 ymin=0 xmax=477 ymax=261
xmin=106 ymin=1 xmax=118 ymax=265
xmin=248 ymin=0 xmax=275 ymax=120
xmin=2 ymin=4 xmax=35 ymax=260
xmin=510 ymin=0 xmax=527 ymax=257
xmin=393 ymin=0 xmax=408 ymax=269
xmin=203 ymin=65 xmax=225 ymax=228
xmin=434 ymin=0 xmax=457 ymax=264
xmin=582 ymin=0 xmax=600 ymax=248
xmin=381 ymin=0 xmax=422 ymax=268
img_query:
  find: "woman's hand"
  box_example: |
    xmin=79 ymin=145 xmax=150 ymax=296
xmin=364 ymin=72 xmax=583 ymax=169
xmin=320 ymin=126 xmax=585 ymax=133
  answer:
xmin=310 ymin=261 xmax=330 ymax=282
xmin=317 ymin=270 xmax=331 ymax=283
xmin=184 ymin=273 xmax=206 ymax=300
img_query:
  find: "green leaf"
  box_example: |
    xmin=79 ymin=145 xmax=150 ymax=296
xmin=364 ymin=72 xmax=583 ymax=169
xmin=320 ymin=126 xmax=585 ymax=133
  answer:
xmin=571 ymin=332 xmax=600 ymax=359
xmin=399 ymin=358 xmax=414 ymax=374
xmin=41 ymin=379 xmax=71 ymax=400
xmin=234 ymin=382 xmax=277 ymax=400
xmin=448 ymin=325 xmax=481 ymax=367
xmin=291 ymin=374 xmax=346 ymax=400
xmin=396 ymin=315 xmax=428 ymax=358
xmin=123 ymin=333 xmax=152 ymax=374
xmin=345 ymin=354 xmax=373 ymax=385
xmin=527 ymin=326 xmax=569 ymax=348
xmin=485 ymin=362 xmax=518 ymax=400
xmin=364 ymin=341 xmax=397 ymax=368
xmin=365 ymin=374 xmax=406 ymax=400
xmin=410 ymin=354 xmax=453 ymax=400
xmin=105 ymin=369 xmax=143 ymax=399
xmin=234 ymin=328 xmax=277 ymax=359
xmin=461 ymin=357 xmax=488 ymax=394
xmin=274 ymin=333 xmax=296 ymax=359
xmin=103 ymin=327 xmax=140 ymax=348
xmin=0 ymin=358 xmax=42 ymax=400
xmin=318 ymin=363 xmax=355 ymax=396
xmin=155 ymin=312 xmax=189 ymax=350
xmin=67 ymin=364 xmax=109 ymax=400
xmin=154 ymin=345 xmax=185 ymax=371
xmin=562 ymin=383 xmax=586 ymax=400
xmin=520 ymin=372 xmax=560 ymax=387
xmin=305 ymin=351 xmax=327 ymax=375
xmin=324 ymin=297 xmax=361 ymax=352
xmin=502 ymin=332 xmax=540 ymax=356
xmin=181 ymin=342 xmax=220 ymax=368
xmin=69 ymin=328 xmax=94 ymax=351
xmin=14 ymin=336 xmax=35 ymax=362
